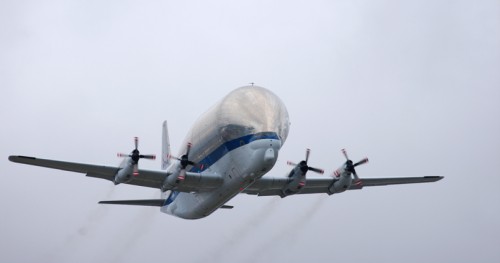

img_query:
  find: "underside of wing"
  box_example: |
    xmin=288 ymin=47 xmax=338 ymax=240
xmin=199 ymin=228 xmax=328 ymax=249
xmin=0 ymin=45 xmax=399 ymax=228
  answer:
xmin=99 ymin=199 xmax=166 ymax=206
xmin=243 ymin=177 xmax=334 ymax=196
xmin=347 ymin=176 xmax=444 ymax=190
xmin=98 ymin=199 xmax=234 ymax=210
xmin=98 ymin=199 xmax=234 ymax=209
xmin=243 ymin=175 xmax=443 ymax=196
xmin=9 ymin=155 xmax=166 ymax=188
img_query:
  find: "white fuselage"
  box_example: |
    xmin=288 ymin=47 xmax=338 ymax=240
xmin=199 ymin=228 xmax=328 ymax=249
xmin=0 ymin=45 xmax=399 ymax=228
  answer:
xmin=160 ymin=86 xmax=290 ymax=219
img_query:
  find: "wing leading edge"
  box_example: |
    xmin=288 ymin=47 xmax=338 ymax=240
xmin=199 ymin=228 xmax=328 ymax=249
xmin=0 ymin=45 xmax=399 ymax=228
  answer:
xmin=8 ymin=155 xmax=222 ymax=191
xmin=243 ymin=176 xmax=443 ymax=196
xmin=9 ymin=155 xmax=164 ymax=188
xmin=9 ymin=155 xmax=443 ymax=197
xmin=97 ymin=199 xmax=234 ymax=209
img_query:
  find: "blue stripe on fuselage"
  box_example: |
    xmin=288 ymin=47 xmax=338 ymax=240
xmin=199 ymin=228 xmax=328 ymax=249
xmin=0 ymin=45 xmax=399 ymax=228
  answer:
xmin=165 ymin=132 xmax=279 ymax=207
xmin=189 ymin=131 xmax=279 ymax=173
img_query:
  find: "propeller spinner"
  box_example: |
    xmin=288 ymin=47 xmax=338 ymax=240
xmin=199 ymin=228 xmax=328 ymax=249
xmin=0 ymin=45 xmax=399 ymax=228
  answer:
xmin=117 ymin=137 xmax=156 ymax=176
xmin=287 ymin=148 xmax=324 ymax=174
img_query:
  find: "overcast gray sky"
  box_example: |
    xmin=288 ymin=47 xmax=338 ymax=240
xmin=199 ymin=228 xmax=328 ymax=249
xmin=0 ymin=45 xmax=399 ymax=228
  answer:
xmin=1 ymin=1 xmax=499 ymax=262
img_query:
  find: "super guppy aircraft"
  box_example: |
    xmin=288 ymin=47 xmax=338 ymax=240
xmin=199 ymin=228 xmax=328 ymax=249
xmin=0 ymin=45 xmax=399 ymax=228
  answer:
xmin=9 ymin=86 xmax=443 ymax=219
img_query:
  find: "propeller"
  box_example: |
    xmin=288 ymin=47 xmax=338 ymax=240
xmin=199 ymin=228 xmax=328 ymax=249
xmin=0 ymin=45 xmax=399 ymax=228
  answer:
xmin=170 ymin=142 xmax=197 ymax=168
xmin=287 ymin=148 xmax=324 ymax=174
xmin=117 ymin=137 xmax=156 ymax=176
xmin=341 ymin=148 xmax=368 ymax=184
xmin=169 ymin=142 xmax=201 ymax=180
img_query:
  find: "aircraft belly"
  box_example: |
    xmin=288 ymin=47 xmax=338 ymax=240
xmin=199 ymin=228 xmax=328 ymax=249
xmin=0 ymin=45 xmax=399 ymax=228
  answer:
xmin=164 ymin=139 xmax=280 ymax=219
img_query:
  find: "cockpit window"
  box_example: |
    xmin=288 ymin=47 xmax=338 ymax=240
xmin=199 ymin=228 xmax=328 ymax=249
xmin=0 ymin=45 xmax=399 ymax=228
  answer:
xmin=220 ymin=124 xmax=256 ymax=141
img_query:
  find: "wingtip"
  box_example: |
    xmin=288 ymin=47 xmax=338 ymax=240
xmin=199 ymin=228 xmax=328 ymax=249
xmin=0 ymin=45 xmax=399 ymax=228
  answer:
xmin=8 ymin=155 xmax=20 ymax=162
xmin=8 ymin=155 xmax=36 ymax=162
xmin=425 ymin=175 xmax=444 ymax=182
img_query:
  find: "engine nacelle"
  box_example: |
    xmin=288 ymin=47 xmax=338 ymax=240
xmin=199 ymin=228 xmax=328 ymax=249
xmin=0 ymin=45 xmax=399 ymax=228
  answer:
xmin=281 ymin=149 xmax=324 ymax=197
xmin=115 ymin=137 xmax=156 ymax=185
xmin=280 ymin=166 xmax=306 ymax=198
xmin=328 ymin=149 xmax=368 ymax=194
xmin=114 ymin=161 xmax=134 ymax=185
xmin=161 ymin=167 xmax=184 ymax=192
xmin=328 ymin=165 xmax=353 ymax=194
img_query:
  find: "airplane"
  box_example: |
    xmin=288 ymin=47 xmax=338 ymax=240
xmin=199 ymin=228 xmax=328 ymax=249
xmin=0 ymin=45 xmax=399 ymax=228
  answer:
xmin=8 ymin=85 xmax=443 ymax=219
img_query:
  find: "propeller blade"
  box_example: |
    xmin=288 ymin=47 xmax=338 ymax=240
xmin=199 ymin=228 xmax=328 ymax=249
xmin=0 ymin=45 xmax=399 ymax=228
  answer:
xmin=140 ymin=154 xmax=156 ymax=160
xmin=186 ymin=142 xmax=192 ymax=157
xmin=174 ymin=156 xmax=196 ymax=170
xmin=339 ymin=149 xmax=368 ymax=182
xmin=354 ymin=158 xmax=369 ymax=167
xmin=117 ymin=153 xmax=129 ymax=158
xmin=178 ymin=169 xmax=186 ymax=180
xmin=133 ymin=164 xmax=139 ymax=176
xmin=134 ymin=137 xmax=139 ymax=150
xmin=341 ymin=148 xmax=349 ymax=160
xmin=288 ymin=148 xmax=324 ymax=174
xmin=308 ymin=166 xmax=324 ymax=174
xmin=352 ymin=170 xmax=359 ymax=181
xmin=168 ymin=155 xmax=181 ymax=161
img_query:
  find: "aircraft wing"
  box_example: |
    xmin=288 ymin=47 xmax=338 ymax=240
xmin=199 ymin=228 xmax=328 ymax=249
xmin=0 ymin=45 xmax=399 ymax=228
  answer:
xmin=8 ymin=155 xmax=222 ymax=191
xmin=243 ymin=176 xmax=443 ymax=196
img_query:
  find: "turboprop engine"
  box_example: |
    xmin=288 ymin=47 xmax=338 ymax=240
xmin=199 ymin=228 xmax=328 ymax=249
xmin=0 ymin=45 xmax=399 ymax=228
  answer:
xmin=114 ymin=137 xmax=156 ymax=185
xmin=329 ymin=149 xmax=368 ymax=194
xmin=280 ymin=149 xmax=324 ymax=197
xmin=161 ymin=142 xmax=200 ymax=191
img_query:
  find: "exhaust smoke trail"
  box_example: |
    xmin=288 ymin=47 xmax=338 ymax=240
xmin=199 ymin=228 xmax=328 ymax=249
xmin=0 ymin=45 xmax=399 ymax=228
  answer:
xmin=243 ymin=195 xmax=328 ymax=263
xmin=107 ymin=206 xmax=158 ymax=263
xmin=45 ymin=184 xmax=116 ymax=262
xmin=202 ymin=196 xmax=281 ymax=263
xmin=99 ymin=191 xmax=159 ymax=263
